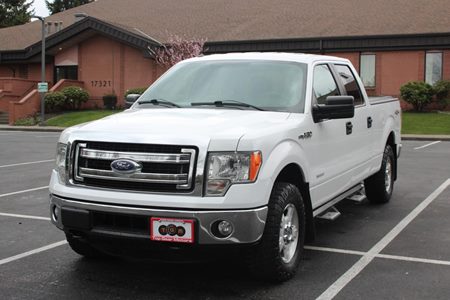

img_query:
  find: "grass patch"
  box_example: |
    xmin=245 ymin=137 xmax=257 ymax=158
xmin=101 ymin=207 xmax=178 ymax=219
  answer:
xmin=402 ymin=112 xmax=450 ymax=135
xmin=45 ymin=110 xmax=121 ymax=127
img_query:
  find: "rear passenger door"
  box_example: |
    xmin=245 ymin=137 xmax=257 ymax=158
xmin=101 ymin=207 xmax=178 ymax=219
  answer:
xmin=332 ymin=63 xmax=374 ymax=182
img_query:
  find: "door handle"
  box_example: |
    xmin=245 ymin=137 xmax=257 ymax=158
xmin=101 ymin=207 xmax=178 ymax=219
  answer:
xmin=367 ymin=117 xmax=373 ymax=128
xmin=346 ymin=122 xmax=353 ymax=135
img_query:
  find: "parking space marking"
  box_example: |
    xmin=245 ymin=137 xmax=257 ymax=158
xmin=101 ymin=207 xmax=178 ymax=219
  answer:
xmin=0 ymin=240 xmax=67 ymax=266
xmin=0 ymin=159 xmax=54 ymax=168
xmin=316 ymin=178 xmax=450 ymax=300
xmin=414 ymin=141 xmax=441 ymax=150
xmin=377 ymin=253 xmax=450 ymax=266
xmin=0 ymin=186 xmax=49 ymax=198
xmin=0 ymin=212 xmax=50 ymax=221
xmin=305 ymin=246 xmax=366 ymax=256
xmin=306 ymin=245 xmax=450 ymax=266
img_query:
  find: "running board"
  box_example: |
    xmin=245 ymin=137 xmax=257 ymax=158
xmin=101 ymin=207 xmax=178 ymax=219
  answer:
xmin=313 ymin=184 xmax=362 ymax=217
xmin=346 ymin=183 xmax=367 ymax=203
xmin=316 ymin=206 xmax=341 ymax=221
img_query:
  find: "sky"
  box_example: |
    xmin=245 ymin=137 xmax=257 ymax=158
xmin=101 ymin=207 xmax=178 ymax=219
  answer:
xmin=32 ymin=0 xmax=50 ymax=17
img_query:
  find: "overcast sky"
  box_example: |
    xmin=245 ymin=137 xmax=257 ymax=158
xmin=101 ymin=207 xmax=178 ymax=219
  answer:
xmin=32 ymin=0 xmax=50 ymax=17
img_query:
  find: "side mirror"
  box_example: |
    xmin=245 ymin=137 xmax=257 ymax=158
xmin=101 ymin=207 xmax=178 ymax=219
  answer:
xmin=312 ymin=96 xmax=355 ymax=123
xmin=125 ymin=94 xmax=141 ymax=108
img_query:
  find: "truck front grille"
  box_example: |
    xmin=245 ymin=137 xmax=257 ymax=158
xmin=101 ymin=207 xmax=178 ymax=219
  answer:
xmin=72 ymin=141 xmax=197 ymax=193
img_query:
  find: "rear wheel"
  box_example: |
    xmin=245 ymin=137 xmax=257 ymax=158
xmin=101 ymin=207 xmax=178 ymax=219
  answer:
xmin=246 ymin=182 xmax=305 ymax=282
xmin=365 ymin=144 xmax=395 ymax=204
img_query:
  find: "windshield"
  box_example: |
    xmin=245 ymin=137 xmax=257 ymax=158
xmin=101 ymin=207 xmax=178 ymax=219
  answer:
xmin=136 ymin=60 xmax=308 ymax=112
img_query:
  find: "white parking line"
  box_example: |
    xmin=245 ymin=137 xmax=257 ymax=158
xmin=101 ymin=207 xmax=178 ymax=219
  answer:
xmin=0 ymin=212 xmax=50 ymax=221
xmin=0 ymin=186 xmax=49 ymax=198
xmin=0 ymin=159 xmax=54 ymax=168
xmin=305 ymin=245 xmax=450 ymax=266
xmin=414 ymin=141 xmax=441 ymax=150
xmin=0 ymin=240 xmax=67 ymax=266
xmin=305 ymin=245 xmax=366 ymax=256
xmin=316 ymin=178 xmax=450 ymax=300
xmin=377 ymin=253 xmax=450 ymax=266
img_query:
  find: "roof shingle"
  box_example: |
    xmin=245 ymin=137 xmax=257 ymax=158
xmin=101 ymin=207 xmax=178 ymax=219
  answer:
xmin=0 ymin=0 xmax=449 ymax=51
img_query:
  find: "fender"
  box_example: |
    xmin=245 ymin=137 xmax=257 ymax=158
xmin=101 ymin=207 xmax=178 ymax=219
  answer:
xmin=258 ymin=139 xmax=311 ymax=192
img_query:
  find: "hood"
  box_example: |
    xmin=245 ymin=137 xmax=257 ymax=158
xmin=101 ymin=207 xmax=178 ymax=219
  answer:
xmin=61 ymin=108 xmax=290 ymax=151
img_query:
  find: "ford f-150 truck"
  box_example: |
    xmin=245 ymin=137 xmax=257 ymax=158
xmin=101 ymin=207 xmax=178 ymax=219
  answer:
xmin=49 ymin=53 xmax=401 ymax=282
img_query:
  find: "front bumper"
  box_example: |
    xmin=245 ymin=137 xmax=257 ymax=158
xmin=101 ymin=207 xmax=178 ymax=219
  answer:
xmin=50 ymin=194 xmax=268 ymax=245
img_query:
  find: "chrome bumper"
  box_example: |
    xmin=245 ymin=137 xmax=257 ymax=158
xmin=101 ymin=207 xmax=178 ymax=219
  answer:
xmin=50 ymin=194 xmax=267 ymax=245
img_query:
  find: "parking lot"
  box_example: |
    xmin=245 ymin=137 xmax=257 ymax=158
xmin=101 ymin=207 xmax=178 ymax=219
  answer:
xmin=0 ymin=131 xmax=449 ymax=299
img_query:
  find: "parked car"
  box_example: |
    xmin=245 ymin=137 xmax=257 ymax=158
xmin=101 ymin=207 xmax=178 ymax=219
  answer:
xmin=49 ymin=53 xmax=401 ymax=282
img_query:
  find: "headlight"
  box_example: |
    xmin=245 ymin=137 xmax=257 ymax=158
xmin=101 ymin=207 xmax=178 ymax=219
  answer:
xmin=55 ymin=143 xmax=67 ymax=183
xmin=206 ymin=151 xmax=262 ymax=196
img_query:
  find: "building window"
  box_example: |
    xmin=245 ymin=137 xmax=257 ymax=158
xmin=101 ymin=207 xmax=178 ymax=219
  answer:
xmin=360 ymin=54 xmax=376 ymax=88
xmin=425 ymin=52 xmax=443 ymax=85
xmin=54 ymin=66 xmax=78 ymax=83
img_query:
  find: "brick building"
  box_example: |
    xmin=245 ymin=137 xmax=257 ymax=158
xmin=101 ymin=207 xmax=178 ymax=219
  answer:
xmin=0 ymin=0 xmax=449 ymax=123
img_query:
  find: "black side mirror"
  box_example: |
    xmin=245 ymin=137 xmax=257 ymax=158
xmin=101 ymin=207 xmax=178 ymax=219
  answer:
xmin=125 ymin=94 xmax=141 ymax=108
xmin=312 ymin=96 xmax=355 ymax=123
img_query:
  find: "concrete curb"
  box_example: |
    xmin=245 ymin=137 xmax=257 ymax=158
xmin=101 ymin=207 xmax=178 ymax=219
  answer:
xmin=0 ymin=125 xmax=449 ymax=141
xmin=402 ymin=134 xmax=450 ymax=141
xmin=0 ymin=125 xmax=64 ymax=132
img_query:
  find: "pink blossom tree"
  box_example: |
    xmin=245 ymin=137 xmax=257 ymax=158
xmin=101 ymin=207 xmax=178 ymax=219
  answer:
xmin=151 ymin=34 xmax=207 ymax=67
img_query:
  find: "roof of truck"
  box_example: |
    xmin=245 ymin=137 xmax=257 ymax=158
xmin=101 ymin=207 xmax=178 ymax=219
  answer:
xmin=184 ymin=52 xmax=349 ymax=64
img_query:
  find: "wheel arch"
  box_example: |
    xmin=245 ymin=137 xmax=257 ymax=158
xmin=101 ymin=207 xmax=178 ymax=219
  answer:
xmin=274 ymin=163 xmax=315 ymax=242
xmin=386 ymin=131 xmax=398 ymax=181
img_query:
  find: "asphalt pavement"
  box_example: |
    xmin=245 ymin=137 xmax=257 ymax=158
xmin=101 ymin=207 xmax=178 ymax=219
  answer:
xmin=0 ymin=131 xmax=449 ymax=299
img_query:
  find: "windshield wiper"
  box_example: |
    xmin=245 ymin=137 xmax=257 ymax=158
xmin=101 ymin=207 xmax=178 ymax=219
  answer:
xmin=137 ymin=98 xmax=181 ymax=108
xmin=191 ymin=100 xmax=265 ymax=111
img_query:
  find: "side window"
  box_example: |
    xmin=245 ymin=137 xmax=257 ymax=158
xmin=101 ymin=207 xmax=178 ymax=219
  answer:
xmin=313 ymin=64 xmax=339 ymax=104
xmin=334 ymin=64 xmax=364 ymax=106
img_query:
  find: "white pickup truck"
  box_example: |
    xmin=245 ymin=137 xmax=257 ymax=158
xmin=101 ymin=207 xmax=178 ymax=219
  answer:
xmin=49 ymin=53 xmax=401 ymax=281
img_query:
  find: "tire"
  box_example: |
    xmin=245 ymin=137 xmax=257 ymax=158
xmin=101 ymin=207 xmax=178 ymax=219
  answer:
xmin=246 ymin=182 xmax=305 ymax=282
xmin=66 ymin=232 xmax=105 ymax=258
xmin=364 ymin=144 xmax=395 ymax=204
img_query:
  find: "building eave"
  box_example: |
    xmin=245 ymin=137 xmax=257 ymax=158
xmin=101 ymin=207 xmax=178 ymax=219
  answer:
xmin=0 ymin=16 xmax=162 ymax=63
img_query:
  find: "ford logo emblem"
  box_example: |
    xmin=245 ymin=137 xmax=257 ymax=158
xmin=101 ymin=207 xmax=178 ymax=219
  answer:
xmin=111 ymin=159 xmax=142 ymax=175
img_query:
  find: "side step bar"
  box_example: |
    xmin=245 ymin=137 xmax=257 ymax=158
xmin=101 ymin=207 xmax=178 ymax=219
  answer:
xmin=313 ymin=183 xmax=367 ymax=221
xmin=316 ymin=206 xmax=341 ymax=221
xmin=313 ymin=184 xmax=362 ymax=217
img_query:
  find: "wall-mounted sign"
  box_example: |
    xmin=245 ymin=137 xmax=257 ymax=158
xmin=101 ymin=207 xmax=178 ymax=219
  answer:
xmin=37 ymin=82 xmax=48 ymax=93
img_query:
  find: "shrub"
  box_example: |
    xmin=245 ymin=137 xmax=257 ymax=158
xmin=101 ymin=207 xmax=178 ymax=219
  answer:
xmin=44 ymin=91 xmax=66 ymax=112
xmin=62 ymin=86 xmax=89 ymax=110
xmin=14 ymin=117 xmax=37 ymax=126
xmin=433 ymin=80 xmax=450 ymax=110
xmin=124 ymin=87 xmax=147 ymax=98
xmin=103 ymin=93 xmax=118 ymax=109
xmin=400 ymin=81 xmax=434 ymax=112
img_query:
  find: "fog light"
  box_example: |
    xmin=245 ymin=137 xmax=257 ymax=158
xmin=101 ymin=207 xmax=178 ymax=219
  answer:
xmin=217 ymin=220 xmax=233 ymax=237
xmin=52 ymin=205 xmax=60 ymax=222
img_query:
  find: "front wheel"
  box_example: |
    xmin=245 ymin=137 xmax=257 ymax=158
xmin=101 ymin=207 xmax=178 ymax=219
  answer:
xmin=364 ymin=144 xmax=395 ymax=204
xmin=246 ymin=182 xmax=305 ymax=282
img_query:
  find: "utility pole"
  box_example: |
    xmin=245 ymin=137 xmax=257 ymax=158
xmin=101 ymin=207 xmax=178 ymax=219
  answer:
xmin=33 ymin=16 xmax=46 ymax=125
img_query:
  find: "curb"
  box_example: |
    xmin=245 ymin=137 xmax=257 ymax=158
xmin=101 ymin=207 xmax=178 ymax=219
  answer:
xmin=0 ymin=126 xmax=64 ymax=132
xmin=402 ymin=135 xmax=450 ymax=141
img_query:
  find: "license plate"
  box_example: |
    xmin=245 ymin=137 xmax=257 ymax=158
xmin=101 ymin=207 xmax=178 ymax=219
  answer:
xmin=150 ymin=217 xmax=194 ymax=243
